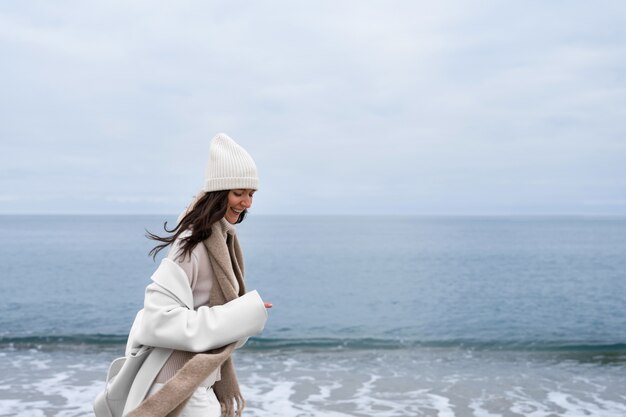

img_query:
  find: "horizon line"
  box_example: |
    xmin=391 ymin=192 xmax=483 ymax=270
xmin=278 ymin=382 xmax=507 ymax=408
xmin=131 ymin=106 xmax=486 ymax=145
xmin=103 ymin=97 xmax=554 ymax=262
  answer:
xmin=1 ymin=213 xmax=625 ymax=218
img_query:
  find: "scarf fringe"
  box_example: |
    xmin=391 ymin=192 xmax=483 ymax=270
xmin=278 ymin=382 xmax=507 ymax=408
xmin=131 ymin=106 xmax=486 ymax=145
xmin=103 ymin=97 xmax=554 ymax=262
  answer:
xmin=213 ymin=358 xmax=245 ymax=417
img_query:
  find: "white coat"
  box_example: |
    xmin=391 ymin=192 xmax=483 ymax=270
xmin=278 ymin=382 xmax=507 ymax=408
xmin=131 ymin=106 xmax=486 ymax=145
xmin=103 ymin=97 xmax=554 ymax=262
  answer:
xmin=121 ymin=257 xmax=267 ymax=415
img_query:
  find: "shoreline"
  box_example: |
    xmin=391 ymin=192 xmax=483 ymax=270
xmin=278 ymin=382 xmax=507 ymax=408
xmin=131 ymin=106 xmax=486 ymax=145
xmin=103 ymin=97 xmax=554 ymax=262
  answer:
xmin=2 ymin=345 xmax=625 ymax=417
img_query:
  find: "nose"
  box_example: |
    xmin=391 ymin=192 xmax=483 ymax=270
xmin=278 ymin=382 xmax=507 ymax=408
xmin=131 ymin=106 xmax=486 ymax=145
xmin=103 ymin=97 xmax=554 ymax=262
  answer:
xmin=242 ymin=195 xmax=252 ymax=208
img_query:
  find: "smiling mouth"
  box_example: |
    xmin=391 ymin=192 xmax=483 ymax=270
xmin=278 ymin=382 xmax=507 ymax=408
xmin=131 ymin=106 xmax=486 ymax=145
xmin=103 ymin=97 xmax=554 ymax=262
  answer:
xmin=231 ymin=208 xmax=243 ymax=215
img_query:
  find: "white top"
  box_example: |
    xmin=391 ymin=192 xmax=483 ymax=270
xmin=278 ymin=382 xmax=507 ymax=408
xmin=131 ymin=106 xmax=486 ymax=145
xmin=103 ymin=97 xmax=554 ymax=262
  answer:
xmin=169 ymin=231 xmax=240 ymax=306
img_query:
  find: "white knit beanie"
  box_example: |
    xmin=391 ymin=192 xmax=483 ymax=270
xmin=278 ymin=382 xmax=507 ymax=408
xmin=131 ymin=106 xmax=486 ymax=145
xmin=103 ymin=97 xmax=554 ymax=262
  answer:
xmin=177 ymin=133 xmax=258 ymax=223
xmin=202 ymin=133 xmax=259 ymax=192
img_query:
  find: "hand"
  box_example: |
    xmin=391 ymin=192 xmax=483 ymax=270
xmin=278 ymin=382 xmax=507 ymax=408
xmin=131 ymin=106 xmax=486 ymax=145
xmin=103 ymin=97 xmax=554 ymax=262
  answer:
xmin=264 ymin=302 xmax=273 ymax=309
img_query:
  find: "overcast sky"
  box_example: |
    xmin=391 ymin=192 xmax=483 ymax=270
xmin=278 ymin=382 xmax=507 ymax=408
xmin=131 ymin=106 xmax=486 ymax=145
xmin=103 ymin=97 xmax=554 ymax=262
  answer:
xmin=1 ymin=1 xmax=625 ymax=215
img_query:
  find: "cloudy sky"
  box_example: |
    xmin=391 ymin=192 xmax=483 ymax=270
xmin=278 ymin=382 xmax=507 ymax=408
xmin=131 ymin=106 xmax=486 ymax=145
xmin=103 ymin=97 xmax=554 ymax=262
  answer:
xmin=1 ymin=1 xmax=625 ymax=215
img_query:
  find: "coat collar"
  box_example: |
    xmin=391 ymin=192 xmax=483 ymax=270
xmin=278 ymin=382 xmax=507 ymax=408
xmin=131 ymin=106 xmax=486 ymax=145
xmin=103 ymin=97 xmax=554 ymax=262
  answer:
xmin=150 ymin=258 xmax=195 ymax=310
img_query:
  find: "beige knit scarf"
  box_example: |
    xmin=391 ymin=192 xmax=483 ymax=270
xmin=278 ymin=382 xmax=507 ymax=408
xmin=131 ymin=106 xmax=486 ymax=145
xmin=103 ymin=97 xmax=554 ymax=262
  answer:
xmin=127 ymin=218 xmax=247 ymax=417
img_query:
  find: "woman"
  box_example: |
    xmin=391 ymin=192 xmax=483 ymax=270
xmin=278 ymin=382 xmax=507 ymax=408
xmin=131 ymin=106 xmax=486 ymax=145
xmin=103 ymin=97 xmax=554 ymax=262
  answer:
xmin=126 ymin=133 xmax=271 ymax=417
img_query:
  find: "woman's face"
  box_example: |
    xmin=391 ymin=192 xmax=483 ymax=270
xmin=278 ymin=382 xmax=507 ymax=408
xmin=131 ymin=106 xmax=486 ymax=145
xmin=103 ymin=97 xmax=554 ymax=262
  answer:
xmin=224 ymin=189 xmax=255 ymax=224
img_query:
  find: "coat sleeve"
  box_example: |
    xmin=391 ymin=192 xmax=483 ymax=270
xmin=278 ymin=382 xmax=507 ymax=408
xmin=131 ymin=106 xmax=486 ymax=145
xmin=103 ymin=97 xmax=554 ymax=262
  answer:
xmin=133 ymin=260 xmax=268 ymax=352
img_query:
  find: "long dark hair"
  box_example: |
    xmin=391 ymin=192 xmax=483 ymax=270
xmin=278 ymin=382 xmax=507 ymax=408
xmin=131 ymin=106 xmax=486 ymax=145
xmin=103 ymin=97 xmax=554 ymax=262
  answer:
xmin=146 ymin=190 xmax=248 ymax=261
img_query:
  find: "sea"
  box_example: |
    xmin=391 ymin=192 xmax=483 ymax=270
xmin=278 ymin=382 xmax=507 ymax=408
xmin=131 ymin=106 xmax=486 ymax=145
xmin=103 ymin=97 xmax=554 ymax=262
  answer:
xmin=0 ymin=215 xmax=625 ymax=417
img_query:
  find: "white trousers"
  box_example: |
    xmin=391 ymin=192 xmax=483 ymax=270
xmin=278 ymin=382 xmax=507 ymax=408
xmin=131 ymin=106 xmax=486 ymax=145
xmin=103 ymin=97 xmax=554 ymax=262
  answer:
xmin=147 ymin=383 xmax=221 ymax=417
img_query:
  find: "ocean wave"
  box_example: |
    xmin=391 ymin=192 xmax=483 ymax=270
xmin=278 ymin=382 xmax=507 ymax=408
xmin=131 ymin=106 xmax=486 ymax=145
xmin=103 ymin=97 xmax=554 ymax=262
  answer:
xmin=1 ymin=334 xmax=625 ymax=353
xmin=245 ymin=338 xmax=626 ymax=352
xmin=0 ymin=334 xmax=128 ymax=347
